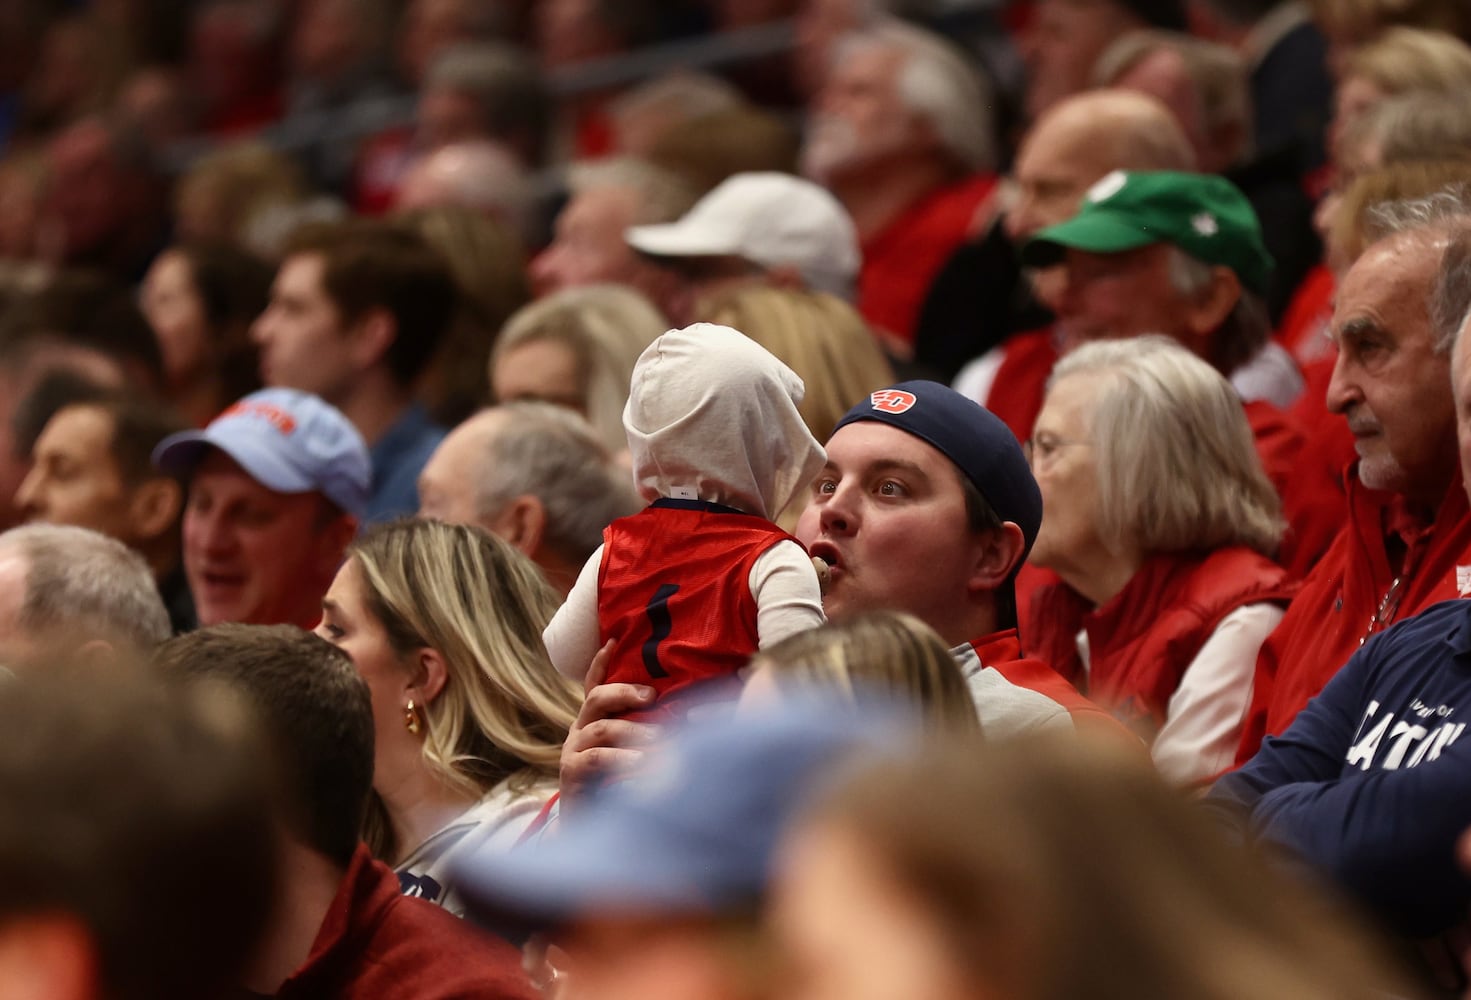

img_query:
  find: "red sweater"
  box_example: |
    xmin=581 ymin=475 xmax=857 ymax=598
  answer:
xmin=859 ymin=174 xmax=997 ymax=347
xmin=1235 ymin=469 xmax=1471 ymax=764
xmin=273 ymin=844 xmax=536 ymax=999
xmin=1027 ymin=549 xmax=1295 ymax=740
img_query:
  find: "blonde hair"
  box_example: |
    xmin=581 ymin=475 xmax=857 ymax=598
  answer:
xmin=1341 ymin=27 xmax=1471 ymax=99
xmin=1047 ymin=337 xmax=1283 ymax=557
xmin=1331 ymin=160 xmax=1471 ymax=266
xmin=1370 ymin=91 xmax=1471 ymax=165
xmin=753 ymin=612 xmax=979 ymax=735
xmin=803 ymin=733 xmax=1417 ymax=1000
xmin=1310 ymin=0 xmax=1468 ymax=43
xmin=696 ymin=287 xmax=895 ymax=440
xmin=348 ymin=520 xmax=581 ymax=859
xmin=491 ymin=283 xmax=666 ymax=453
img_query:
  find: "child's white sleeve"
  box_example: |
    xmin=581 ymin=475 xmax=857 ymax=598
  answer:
xmin=542 ymin=545 xmax=605 ymax=683
xmin=748 ymin=539 xmax=826 ymax=647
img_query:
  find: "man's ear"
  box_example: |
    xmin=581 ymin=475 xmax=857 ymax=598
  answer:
xmin=488 ymin=495 xmax=548 ymax=557
xmin=127 ymin=478 xmax=183 ymax=542
xmin=349 ymin=307 xmax=397 ymax=372
xmin=966 ymin=522 xmax=1027 ymax=597
xmin=1185 ymin=266 xmax=1242 ymax=341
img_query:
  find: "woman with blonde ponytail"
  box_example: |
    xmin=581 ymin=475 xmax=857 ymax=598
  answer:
xmin=315 ymin=518 xmax=581 ymax=916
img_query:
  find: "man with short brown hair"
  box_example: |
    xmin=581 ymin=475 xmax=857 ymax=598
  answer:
xmin=252 ymin=218 xmax=457 ymax=520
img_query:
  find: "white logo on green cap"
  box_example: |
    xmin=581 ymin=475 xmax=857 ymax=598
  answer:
xmin=1192 ymin=213 xmax=1219 ymax=237
xmin=1086 ymin=170 xmax=1128 ymax=204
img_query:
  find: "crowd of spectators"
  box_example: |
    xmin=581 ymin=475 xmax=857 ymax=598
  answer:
xmin=9 ymin=0 xmax=1471 ymax=997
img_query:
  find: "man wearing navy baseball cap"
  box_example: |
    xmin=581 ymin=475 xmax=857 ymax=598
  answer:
xmin=559 ymin=382 xmax=1128 ymax=799
xmin=794 ymin=380 xmax=1122 ymax=739
xmin=153 ymin=388 xmax=370 ymax=629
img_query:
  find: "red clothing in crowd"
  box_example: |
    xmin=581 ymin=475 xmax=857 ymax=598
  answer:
xmin=1242 ymin=399 xmax=1345 ymax=575
xmin=598 ymin=501 xmax=794 ymax=715
xmin=272 ymin=843 xmax=536 ymax=1000
xmin=957 ymin=628 xmax=1136 ymax=745
xmin=1026 ymin=549 xmax=1295 ymax=739
xmin=1234 ymin=470 xmax=1471 ymax=765
xmin=1275 ymin=263 xmax=1335 ymax=366
xmin=859 ymin=174 xmax=997 ymax=347
xmin=983 ymin=327 xmax=1058 ymax=444
xmin=353 ymin=125 xmax=416 ymax=215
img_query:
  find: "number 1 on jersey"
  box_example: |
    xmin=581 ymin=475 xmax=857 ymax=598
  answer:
xmin=642 ymin=583 xmax=679 ymax=679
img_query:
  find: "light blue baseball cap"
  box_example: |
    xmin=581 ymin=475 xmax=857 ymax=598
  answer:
xmin=453 ymin=694 xmax=915 ymax=930
xmin=152 ymin=389 xmax=371 ymax=518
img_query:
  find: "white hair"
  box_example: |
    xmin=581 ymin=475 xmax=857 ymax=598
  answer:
xmin=1047 ymin=337 xmax=1282 ymax=557
xmin=0 ymin=524 xmax=171 ymax=653
xmin=1367 ymin=187 xmax=1471 ymax=354
xmin=837 ymin=20 xmax=997 ymax=172
xmin=473 ymin=403 xmax=641 ymax=564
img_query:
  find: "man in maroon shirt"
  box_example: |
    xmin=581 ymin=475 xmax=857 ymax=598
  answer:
xmin=159 ymin=624 xmax=536 ymax=1000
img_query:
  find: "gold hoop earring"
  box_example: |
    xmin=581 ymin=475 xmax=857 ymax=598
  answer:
xmin=404 ymin=699 xmax=422 ymax=735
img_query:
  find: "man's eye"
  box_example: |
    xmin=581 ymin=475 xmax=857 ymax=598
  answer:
xmin=878 ymin=480 xmax=905 ymax=496
xmin=814 ymin=479 xmax=836 ymax=495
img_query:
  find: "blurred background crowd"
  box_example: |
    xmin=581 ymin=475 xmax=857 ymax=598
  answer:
xmin=7 ymin=0 xmax=1471 ymax=998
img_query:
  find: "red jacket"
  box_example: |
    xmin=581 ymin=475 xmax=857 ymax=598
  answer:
xmin=1243 ymin=399 xmax=1345 ymax=575
xmin=1027 ymin=549 xmax=1295 ymax=740
xmin=859 ymin=174 xmax=997 ymax=347
xmin=274 ymin=844 xmax=536 ymax=999
xmin=1234 ymin=469 xmax=1471 ymax=764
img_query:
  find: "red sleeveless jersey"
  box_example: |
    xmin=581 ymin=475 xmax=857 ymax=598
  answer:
xmin=597 ymin=500 xmax=797 ymax=713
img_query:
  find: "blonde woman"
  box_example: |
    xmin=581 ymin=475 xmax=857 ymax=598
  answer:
xmin=1332 ymin=28 xmax=1471 ymax=152
xmin=490 ymin=284 xmax=666 ymax=455
xmin=741 ymin=611 xmax=980 ymax=735
xmin=315 ymin=518 xmax=581 ymax=916
xmin=694 ymin=285 xmax=894 ymax=440
xmin=1024 ymin=338 xmax=1292 ymax=787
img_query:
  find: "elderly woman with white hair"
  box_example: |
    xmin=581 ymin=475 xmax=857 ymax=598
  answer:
xmin=1024 ymin=337 xmax=1294 ymax=787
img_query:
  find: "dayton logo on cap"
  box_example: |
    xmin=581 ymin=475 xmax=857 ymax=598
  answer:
xmin=870 ymin=389 xmax=917 ymax=413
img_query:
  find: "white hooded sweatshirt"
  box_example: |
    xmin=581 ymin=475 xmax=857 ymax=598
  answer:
xmin=543 ymin=323 xmax=827 ymax=685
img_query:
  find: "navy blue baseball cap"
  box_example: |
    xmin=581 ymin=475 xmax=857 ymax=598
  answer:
xmin=833 ymin=382 xmax=1043 ymax=559
xmin=453 ymin=695 xmax=914 ymax=929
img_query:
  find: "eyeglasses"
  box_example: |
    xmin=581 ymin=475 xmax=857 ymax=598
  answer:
xmin=1023 ymin=433 xmax=1088 ymax=467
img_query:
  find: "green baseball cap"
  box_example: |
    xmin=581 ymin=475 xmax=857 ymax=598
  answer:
xmin=1020 ymin=170 xmax=1274 ymax=296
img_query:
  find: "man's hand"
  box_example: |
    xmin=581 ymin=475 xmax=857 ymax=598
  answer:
xmin=559 ymin=641 xmax=657 ymax=811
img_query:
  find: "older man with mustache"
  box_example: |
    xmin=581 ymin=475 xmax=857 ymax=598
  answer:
xmin=1233 ymin=198 xmax=1471 ymax=764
